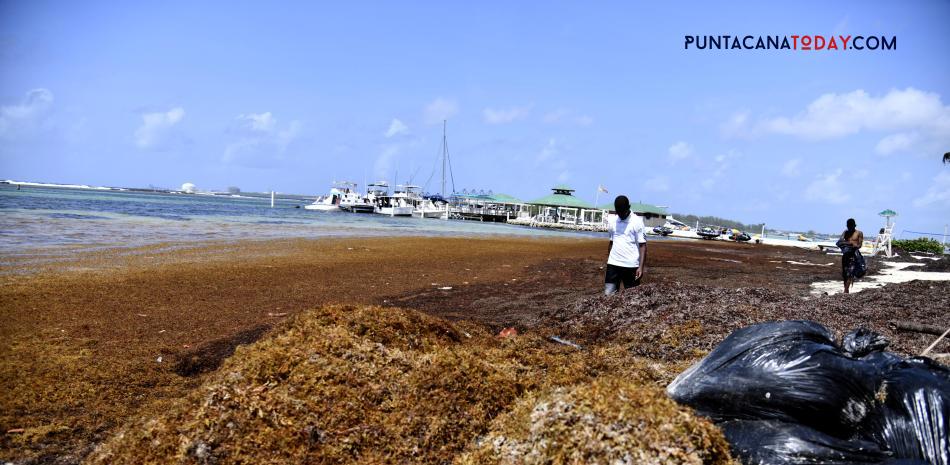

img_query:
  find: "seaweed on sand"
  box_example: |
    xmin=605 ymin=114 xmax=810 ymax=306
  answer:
xmin=87 ymin=305 xmax=728 ymax=464
xmin=457 ymin=377 xmax=735 ymax=465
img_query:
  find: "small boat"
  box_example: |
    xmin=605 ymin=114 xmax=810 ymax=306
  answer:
xmin=653 ymin=226 xmax=674 ymax=236
xmin=729 ymin=231 xmax=752 ymax=242
xmin=697 ymin=227 xmax=720 ymax=240
xmin=368 ymin=182 xmax=413 ymax=216
xmin=305 ymin=181 xmax=366 ymax=212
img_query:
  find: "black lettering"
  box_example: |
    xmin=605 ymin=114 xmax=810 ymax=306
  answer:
xmin=731 ymin=36 xmax=741 ymax=49
xmin=709 ymin=36 xmax=720 ymax=49
xmin=756 ymin=37 xmax=766 ymax=49
xmin=685 ymin=36 xmax=694 ymax=49
xmin=780 ymin=37 xmax=791 ymax=49
xmin=866 ymin=36 xmax=880 ymax=49
xmin=767 ymin=36 xmax=779 ymax=49
xmin=882 ymin=35 xmax=896 ymax=50
xmin=743 ymin=35 xmax=754 ymax=49
xmin=854 ymin=36 xmax=864 ymax=50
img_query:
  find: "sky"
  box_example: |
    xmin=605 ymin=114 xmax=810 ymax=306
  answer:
xmin=1 ymin=0 xmax=948 ymax=234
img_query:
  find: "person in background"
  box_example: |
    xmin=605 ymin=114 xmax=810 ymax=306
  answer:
xmin=604 ymin=195 xmax=648 ymax=295
xmin=840 ymin=218 xmax=864 ymax=293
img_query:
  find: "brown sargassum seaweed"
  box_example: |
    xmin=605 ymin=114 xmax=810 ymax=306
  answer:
xmin=88 ymin=305 xmax=733 ymax=465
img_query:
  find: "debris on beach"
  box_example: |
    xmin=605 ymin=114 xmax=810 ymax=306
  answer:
xmin=88 ymin=305 xmax=695 ymax=464
xmin=497 ymin=327 xmax=518 ymax=338
xmin=667 ymin=321 xmax=950 ymax=465
xmin=548 ymin=335 xmax=583 ymax=349
xmin=544 ymin=280 xmax=950 ymax=358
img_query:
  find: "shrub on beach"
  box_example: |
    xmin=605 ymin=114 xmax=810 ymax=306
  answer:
xmin=88 ymin=305 xmax=721 ymax=464
xmin=893 ymin=237 xmax=945 ymax=255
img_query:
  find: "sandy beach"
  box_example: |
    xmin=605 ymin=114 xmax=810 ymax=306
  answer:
xmin=1 ymin=236 xmax=948 ymax=463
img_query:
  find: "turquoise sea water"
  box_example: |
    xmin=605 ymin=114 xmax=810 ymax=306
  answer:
xmin=0 ymin=184 xmax=598 ymax=258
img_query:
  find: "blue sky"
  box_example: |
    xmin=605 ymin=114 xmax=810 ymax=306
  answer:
xmin=1 ymin=0 xmax=948 ymax=234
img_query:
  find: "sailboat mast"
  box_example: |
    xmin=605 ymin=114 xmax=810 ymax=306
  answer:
xmin=441 ymin=120 xmax=447 ymax=198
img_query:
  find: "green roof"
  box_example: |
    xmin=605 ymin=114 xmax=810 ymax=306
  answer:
xmin=598 ymin=201 xmax=668 ymax=215
xmin=489 ymin=193 xmax=524 ymax=204
xmin=529 ymin=193 xmax=594 ymax=208
xmin=878 ymin=209 xmax=898 ymax=216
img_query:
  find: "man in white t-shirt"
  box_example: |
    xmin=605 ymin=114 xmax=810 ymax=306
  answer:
xmin=605 ymin=195 xmax=647 ymax=295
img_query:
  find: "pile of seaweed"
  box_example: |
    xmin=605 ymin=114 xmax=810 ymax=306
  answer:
xmin=544 ymin=280 xmax=950 ymax=359
xmin=88 ymin=305 xmax=731 ymax=464
xmin=457 ymin=377 xmax=734 ymax=465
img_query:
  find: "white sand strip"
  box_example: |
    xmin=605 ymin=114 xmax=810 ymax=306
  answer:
xmin=810 ymin=262 xmax=950 ymax=296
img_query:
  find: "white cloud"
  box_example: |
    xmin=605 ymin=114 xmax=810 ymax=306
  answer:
xmin=644 ymin=175 xmax=670 ymax=192
xmin=720 ymin=111 xmax=750 ymax=138
xmin=875 ymin=132 xmax=918 ymax=155
xmin=384 ymin=118 xmax=409 ymax=138
xmin=482 ymin=106 xmax=530 ymax=124
xmin=668 ymin=141 xmax=693 ymax=162
xmin=134 ymin=107 xmax=184 ymax=149
xmin=424 ymin=98 xmax=459 ymax=124
xmin=0 ymin=88 xmax=54 ymax=139
xmin=241 ymin=112 xmax=276 ymax=132
xmin=730 ymin=89 xmax=950 ymax=156
xmin=781 ymin=158 xmax=802 ymax=178
xmin=224 ymin=111 xmax=301 ymax=166
xmin=805 ymin=169 xmax=850 ymax=205
xmin=913 ymin=171 xmax=950 ymax=208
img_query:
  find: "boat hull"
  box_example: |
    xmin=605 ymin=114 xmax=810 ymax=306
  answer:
xmin=341 ymin=204 xmax=375 ymax=213
xmin=376 ymin=206 xmax=413 ymax=216
xmin=413 ymin=209 xmax=445 ymax=218
xmin=304 ymin=204 xmax=342 ymax=211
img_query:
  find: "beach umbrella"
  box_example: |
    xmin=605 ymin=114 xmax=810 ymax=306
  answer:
xmin=878 ymin=209 xmax=897 ymax=228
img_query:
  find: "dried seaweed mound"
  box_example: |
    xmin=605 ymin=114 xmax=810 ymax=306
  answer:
xmin=456 ymin=376 xmax=735 ymax=465
xmin=87 ymin=305 xmax=696 ymax=464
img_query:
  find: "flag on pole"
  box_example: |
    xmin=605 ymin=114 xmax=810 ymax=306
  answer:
xmin=597 ymin=185 xmax=608 ymax=193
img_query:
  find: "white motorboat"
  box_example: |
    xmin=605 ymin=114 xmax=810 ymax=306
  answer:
xmin=305 ymin=181 xmax=366 ymax=212
xmin=367 ymin=181 xmax=412 ymax=216
xmin=413 ymin=199 xmax=446 ymax=218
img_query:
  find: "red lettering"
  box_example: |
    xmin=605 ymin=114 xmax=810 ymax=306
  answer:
xmin=802 ymin=35 xmax=812 ymax=50
xmin=791 ymin=35 xmax=800 ymax=49
xmin=814 ymin=35 xmax=826 ymax=50
xmin=839 ymin=35 xmax=852 ymax=50
xmin=827 ymin=36 xmax=838 ymax=50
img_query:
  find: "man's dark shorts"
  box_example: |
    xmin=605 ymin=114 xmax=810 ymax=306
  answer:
xmin=605 ymin=263 xmax=640 ymax=288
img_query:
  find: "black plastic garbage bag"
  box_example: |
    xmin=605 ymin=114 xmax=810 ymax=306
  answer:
xmin=667 ymin=321 xmax=883 ymax=437
xmin=843 ymin=328 xmax=891 ymax=358
xmin=719 ymin=419 xmax=903 ymax=465
xmin=859 ymin=357 xmax=950 ymax=465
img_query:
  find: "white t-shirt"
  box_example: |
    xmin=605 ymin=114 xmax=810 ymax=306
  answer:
xmin=607 ymin=213 xmax=647 ymax=268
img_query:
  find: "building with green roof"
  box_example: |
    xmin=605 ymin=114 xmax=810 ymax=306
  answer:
xmin=526 ymin=185 xmax=604 ymax=225
xmin=598 ymin=201 xmax=668 ymax=216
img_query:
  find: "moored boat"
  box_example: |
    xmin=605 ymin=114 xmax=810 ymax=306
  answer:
xmin=697 ymin=227 xmax=720 ymax=239
xmin=305 ymin=181 xmax=366 ymax=212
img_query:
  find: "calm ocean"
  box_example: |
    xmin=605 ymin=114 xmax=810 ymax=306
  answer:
xmin=0 ymin=184 xmax=596 ymax=258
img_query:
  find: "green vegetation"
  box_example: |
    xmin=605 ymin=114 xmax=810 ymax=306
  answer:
xmin=894 ymin=237 xmax=946 ymax=255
